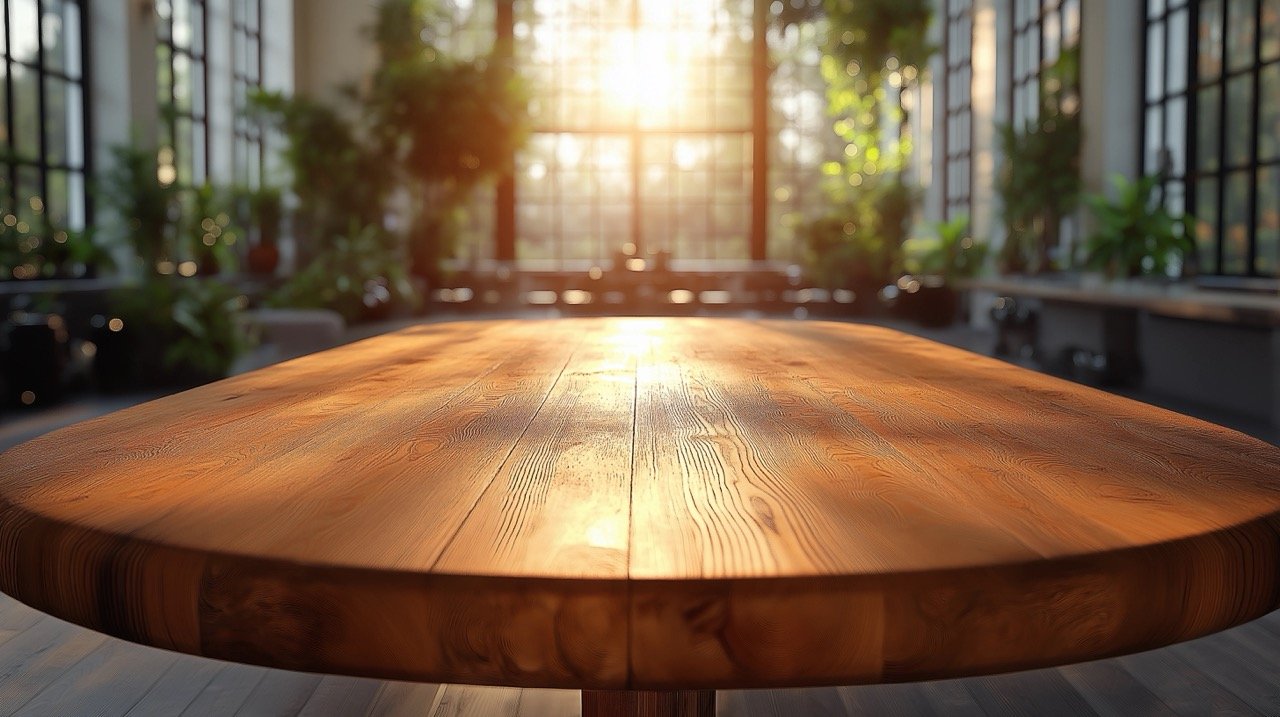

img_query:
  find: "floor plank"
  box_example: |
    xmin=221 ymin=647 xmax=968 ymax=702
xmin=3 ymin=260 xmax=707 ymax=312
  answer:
xmin=428 ymin=685 xmax=523 ymax=717
xmin=179 ymin=663 xmax=267 ymax=717
xmin=123 ymin=658 xmax=223 ymax=717
xmin=963 ymin=669 xmax=1099 ymax=717
xmin=364 ymin=681 xmax=443 ymax=717
xmin=11 ymin=636 xmax=175 ymax=717
xmin=1116 ymin=647 xmax=1260 ymax=717
xmin=234 ymin=669 xmax=323 ymax=717
xmin=295 ymin=675 xmax=383 ymax=717
xmin=0 ymin=617 xmax=107 ymax=716
xmin=1057 ymin=660 xmax=1178 ymax=717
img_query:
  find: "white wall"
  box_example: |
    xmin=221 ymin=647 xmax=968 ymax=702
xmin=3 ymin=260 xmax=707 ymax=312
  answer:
xmin=291 ymin=0 xmax=378 ymax=106
xmin=1079 ymin=0 xmax=1142 ymax=199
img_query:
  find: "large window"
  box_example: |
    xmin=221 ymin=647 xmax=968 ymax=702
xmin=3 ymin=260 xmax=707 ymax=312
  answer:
xmin=1010 ymin=0 xmax=1081 ymax=127
xmin=512 ymin=0 xmax=756 ymax=269
xmin=1145 ymin=0 xmax=1280 ymax=277
xmin=157 ymin=0 xmax=208 ymax=187
xmin=1142 ymin=0 xmax=1192 ymax=224
xmin=942 ymin=0 xmax=974 ymax=220
xmin=1 ymin=0 xmax=90 ymax=277
xmin=231 ymin=0 xmax=263 ymax=188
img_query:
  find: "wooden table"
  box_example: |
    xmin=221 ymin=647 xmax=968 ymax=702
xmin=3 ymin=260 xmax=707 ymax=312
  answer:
xmin=1 ymin=318 xmax=1279 ymax=716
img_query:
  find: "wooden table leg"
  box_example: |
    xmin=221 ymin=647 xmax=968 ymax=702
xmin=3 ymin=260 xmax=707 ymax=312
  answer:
xmin=581 ymin=689 xmax=715 ymax=716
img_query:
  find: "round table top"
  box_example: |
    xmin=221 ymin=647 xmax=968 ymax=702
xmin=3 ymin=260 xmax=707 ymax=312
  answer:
xmin=1 ymin=317 xmax=1279 ymax=690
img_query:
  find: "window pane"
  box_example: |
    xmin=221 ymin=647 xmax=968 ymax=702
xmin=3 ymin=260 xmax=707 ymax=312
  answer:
xmin=192 ymin=58 xmax=206 ymax=117
xmin=9 ymin=0 xmax=39 ymax=64
xmin=0 ymin=65 xmax=9 ymax=147
xmin=1147 ymin=22 xmax=1165 ymax=100
xmin=1164 ymin=96 xmax=1187 ymax=175
xmin=45 ymin=169 xmax=68 ymax=229
xmin=1146 ymin=105 xmax=1165 ymax=171
xmin=11 ymin=65 xmax=39 ymax=161
xmin=1063 ymin=0 xmax=1080 ymax=43
xmin=42 ymin=0 xmax=65 ymax=75
xmin=1195 ymin=177 xmax=1220 ymax=273
xmin=1222 ymin=170 xmax=1250 ymax=273
xmin=67 ymin=171 xmax=85 ymax=229
xmin=192 ymin=121 xmax=207 ymax=182
xmin=1227 ymin=0 xmax=1257 ymax=72
xmin=1167 ymin=9 xmax=1189 ymax=94
xmin=1264 ymin=0 xmax=1280 ymax=60
xmin=173 ymin=53 xmax=192 ymax=111
xmin=1198 ymin=85 xmax=1221 ymax=172
xmin=16 ymin=166 xmax=43 ymax=226
xmin=189 ymin=2 xmax=205 ymax=56
xmin=45 ymin=77 xmax=70 ymax=166
xmin=1200 ymin=0 xmax=1225 ymax=79
xmin=1225 ymin=74 xmax=1253 ymax=167
xmin=1260 ymin=63 xmax=1280 ymax=161
xmin=1257 ymin=166 xmax=1279 ymax=275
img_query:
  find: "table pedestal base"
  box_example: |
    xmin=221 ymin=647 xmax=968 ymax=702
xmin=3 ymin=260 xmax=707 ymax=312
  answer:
xmin=581 ymin=689 xmax=715 ymax=716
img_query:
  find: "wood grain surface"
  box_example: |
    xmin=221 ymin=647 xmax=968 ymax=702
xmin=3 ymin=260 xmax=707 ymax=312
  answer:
xmin=0 ymin=318 xmax=1278 ymax=690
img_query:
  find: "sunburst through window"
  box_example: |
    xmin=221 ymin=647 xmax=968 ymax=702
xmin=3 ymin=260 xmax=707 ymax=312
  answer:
xmin=512 ymin=0 xmax=755 ymax=269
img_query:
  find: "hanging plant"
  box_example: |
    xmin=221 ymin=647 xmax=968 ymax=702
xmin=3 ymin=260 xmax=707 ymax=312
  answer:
xmin=823 ymin=0 xmax=935 ymax=87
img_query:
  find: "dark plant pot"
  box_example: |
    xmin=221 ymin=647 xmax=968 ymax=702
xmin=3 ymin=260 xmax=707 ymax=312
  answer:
xmin=3 ymin=316 xmax=68 ymax=407
xmin=895 ymin=277 xmax=959 ymax=327
xmin=91 ymin=322 xmax=140 ymax=393
xmin=843 ymin=278 xmax=889 ymax=317
xmin=915 ymin=284 xmax=960 ymax=327
xmin=247 ymin=245 xmax=280 ymax=276
xmin=93 ymin=321 xmax=225 ymax=392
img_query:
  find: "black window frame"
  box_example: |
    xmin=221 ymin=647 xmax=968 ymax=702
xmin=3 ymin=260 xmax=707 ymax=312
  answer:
xmin=1 ymin=0 xmax=93 ymax=279
xmin=231 ymin=0 xmax=264 ymax=189
xmin=1009 ymin=0 xmax=1081 ymax=128
xmin=941 ymin=0 xmax=974 ymax=221
xmin=156 ymin=0 xmax=209 ymax=188
xmin=1142 ymin=0 xmax=1280 ymax=277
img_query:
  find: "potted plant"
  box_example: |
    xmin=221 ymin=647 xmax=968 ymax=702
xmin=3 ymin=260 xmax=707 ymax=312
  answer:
xmin=92 ymin=142 xmax=251 ymax=389
xmin=246 ymin=186 xmax=284 ymax=276
xmin=183 ymin=183 xmax=241 ymax=276
xmin=801 ymin=177 xmax=915 ymax=314
xmin=97 ymin=143 xmax=180 ymax=272
xmin=365 ymin=0 xmax=529 ymax=285
xmin=103 ymin=277 xmax=251 ymax=388
xmin=996 ymin=49 xmax=1082 ymax=274
xmin=269 ymin=223 xmax=416 ymax=323
xmin=900 ymin=214 xmax=988 ymax=326
xmin=1082 ymin=174 xmax=1195 ymax=280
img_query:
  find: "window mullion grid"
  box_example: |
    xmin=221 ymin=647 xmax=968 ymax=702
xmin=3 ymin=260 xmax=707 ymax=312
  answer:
xmin=3 ymin=0 xmax=16 ymax=216
xmin=35 ymin=0 xmax=49 ymax=233
xmin=1215 ymin=0 xmax=1228 ymax=274
xmin=1246 ymin=0 xmax=1263 ymax=275
xmin=1185 ymin=0 xmax=1200 ymax=271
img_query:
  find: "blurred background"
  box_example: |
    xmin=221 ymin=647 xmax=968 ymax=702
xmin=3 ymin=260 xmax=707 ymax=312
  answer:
xmin=1 ymin=0 xmax=1277 ymax=445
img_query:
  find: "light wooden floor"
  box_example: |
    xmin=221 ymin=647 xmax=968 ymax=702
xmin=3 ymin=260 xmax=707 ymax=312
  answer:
xmin=0 ymin=591 xmax=1276 ymax=716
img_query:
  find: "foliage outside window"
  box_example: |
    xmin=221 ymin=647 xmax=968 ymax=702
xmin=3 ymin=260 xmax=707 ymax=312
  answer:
xmin=232 ymin=0 xmax=264 ymax=189
xmin=997 ymin=0 xmax=1081 ymax=274
xmin=942 ymin=0 xmax=974 ymax=221
xmin=1 ymin=0 xmax=93 ymax=281
xmin=1144 ymin=0 xmax=1280 ymax=277
xmin=157 ymin=0 xmax=209 ymax=188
